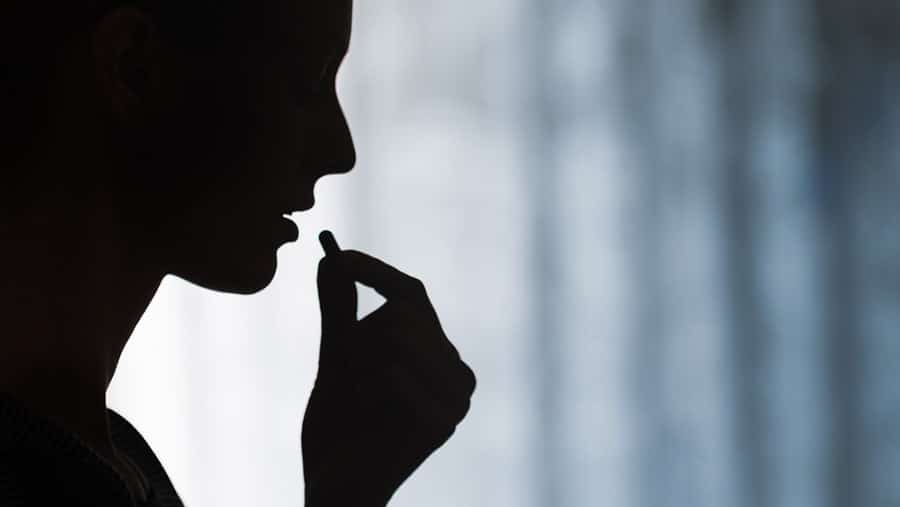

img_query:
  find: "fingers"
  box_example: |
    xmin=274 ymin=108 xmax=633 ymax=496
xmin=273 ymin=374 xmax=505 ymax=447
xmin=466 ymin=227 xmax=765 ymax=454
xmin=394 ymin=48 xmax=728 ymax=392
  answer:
xmin=361 ymin=306 xmax=472 ymax=389
xmin=358 ymin=361 xmax=466 ymax=439
xmin=316 ymin=234 xmax=427 ymax=341
xmin=350 ymin=303 xmax=476 ymax=421
xmin=317 ymin=254 xmax=357 ymax=346
xmin=319 ymin=230 xmax=341 ymax=256
xmin=314 ymin=236 xmax=475 ymax=421
xmin=331 ymin=250 xmax=429 ymax=303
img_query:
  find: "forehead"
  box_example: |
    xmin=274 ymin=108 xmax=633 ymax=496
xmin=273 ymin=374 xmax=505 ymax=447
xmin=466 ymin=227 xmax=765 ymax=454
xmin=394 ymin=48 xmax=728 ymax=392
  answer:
xmin=261 ymin=1 xmax=352 ymax=53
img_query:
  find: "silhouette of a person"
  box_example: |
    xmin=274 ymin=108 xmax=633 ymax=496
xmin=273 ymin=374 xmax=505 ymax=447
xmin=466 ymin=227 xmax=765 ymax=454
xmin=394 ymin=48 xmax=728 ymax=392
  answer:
xmin=0 ymin=1 xmax=475 ymax=505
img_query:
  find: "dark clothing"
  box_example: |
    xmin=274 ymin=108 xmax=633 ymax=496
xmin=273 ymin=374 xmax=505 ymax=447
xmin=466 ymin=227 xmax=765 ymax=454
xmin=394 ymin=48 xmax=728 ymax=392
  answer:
xmin=0 ymin=394 xmax=183 ymax=506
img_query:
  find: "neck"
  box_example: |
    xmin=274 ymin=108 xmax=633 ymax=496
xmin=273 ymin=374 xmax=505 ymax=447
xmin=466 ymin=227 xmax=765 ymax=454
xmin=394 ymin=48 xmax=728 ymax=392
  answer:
xmin=0 ymin=183 xmax=164 ymax=460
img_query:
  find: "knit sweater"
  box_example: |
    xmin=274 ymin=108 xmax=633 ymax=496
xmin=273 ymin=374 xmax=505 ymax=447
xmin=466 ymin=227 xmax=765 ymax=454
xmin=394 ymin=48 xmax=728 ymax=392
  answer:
xmin=0 ymin=394 xmax=184 ymax=506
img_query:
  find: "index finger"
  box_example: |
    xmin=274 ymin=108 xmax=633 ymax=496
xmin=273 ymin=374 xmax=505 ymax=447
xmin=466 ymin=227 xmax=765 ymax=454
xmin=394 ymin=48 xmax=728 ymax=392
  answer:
xmin=334 ymin=250 xmax=427 ymax=301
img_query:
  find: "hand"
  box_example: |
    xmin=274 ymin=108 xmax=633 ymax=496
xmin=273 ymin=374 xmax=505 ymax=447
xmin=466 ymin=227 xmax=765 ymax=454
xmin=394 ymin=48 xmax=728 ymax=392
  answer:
xmin=302 ymin=234 xmax=476 ymax=506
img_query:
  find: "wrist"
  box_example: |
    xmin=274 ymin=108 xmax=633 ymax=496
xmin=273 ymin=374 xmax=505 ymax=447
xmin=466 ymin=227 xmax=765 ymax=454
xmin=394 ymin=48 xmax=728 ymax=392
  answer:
xmin=304 ymin=478 xmax=391 ymax=507
xmin=305 ymin=459 xmax=395 ymax=507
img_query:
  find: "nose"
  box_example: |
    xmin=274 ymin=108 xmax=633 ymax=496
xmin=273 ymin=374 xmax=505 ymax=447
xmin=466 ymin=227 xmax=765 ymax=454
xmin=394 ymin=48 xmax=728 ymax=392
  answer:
xmin=326 ymin=101 xmax=356 ymax=175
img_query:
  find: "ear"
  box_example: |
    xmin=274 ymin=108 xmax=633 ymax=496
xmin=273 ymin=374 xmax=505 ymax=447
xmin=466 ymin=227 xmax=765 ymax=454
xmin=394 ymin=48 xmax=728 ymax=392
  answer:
xmin=92 ymin=7 xmax=162 ymax=120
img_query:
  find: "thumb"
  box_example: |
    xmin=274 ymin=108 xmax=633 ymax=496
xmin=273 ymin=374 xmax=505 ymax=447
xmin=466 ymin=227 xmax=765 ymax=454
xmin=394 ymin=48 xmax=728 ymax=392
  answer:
xmin=317 ymin=253 xmax=358 ymax=340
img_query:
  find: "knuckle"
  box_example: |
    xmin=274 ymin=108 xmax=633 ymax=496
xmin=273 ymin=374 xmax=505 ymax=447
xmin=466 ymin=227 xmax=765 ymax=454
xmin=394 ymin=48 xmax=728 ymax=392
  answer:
xmin=437 ymin=423 xmax=457 ymax=443
xmin=379 ymin=303 xmax=407 ymax=326
xmin=460 ymin=362 xmax=477 ymax=395
xmin=316 ymin=255 xmax=336 ymax=272
xmin=457 ymin=396 xmax=472 ymax=421
xmin=408 ymin=277 xmax=427 ymax=296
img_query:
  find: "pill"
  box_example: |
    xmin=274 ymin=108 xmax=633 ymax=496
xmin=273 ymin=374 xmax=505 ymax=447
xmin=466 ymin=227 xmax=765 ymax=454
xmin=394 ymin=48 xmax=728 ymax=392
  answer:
xmin=319 ymin=230 xmax=341 ymax=256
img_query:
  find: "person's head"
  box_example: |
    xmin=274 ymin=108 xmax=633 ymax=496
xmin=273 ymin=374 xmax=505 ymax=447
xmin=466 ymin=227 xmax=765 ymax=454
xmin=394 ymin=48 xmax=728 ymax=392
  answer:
xmin=0 ymin=0 xmax=356 ymax=294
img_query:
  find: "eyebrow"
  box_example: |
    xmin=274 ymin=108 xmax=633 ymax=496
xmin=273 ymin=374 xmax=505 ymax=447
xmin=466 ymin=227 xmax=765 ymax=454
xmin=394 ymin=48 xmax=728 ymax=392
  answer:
xmin=335 ymin=21 xmax=351 ymax=57
xmin=330 ymin=21 xmax=351 ymax=66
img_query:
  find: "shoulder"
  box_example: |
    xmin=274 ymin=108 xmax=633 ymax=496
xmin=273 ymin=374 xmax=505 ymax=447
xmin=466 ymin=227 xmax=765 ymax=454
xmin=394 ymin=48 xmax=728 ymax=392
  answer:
xmin=0 ymin=448 xmax=123 ymax=506
xmin=0 ymin=454 xmax=29 ymax=506
xmin=108 ymin=409 xmax=185 ymax=506
xmin=108 ymin=410 xmax=158 ymax=464
xmin=108 ymin=409 xmax=169 ymax=478
xmin=0 ymin=396 xmax=136 ymax=506
xmin=0 ymin=397 xmax=114 ymax=505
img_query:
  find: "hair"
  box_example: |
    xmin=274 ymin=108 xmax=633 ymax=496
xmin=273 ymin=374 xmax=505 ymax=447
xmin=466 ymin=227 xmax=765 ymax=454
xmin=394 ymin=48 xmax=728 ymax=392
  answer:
xmin=0 ymin=2 xmax=253 ymax=168
xmin=0 ymin=1 xmax=268 ymax=219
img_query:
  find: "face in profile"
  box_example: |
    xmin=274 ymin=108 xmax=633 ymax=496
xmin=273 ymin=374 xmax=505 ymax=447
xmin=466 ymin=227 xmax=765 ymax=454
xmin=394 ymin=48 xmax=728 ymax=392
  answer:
xmin=118 ymin=0 xmax=355 ymax=294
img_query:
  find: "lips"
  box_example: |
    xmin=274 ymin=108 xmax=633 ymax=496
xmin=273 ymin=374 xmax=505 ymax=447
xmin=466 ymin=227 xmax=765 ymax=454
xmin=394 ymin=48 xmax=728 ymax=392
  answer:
xmin=280 ymin=194 xmax=316 ymax=215
xmin=268 ymin=191 xmax=313 ymax=242
xmin=276 ymin=214 xmax=300 ymax=242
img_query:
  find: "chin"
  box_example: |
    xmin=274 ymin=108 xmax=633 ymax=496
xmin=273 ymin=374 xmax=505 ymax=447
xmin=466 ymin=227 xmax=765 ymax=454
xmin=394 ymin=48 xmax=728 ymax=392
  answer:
xmin=172 ymin=248 xmax=280 ymax=295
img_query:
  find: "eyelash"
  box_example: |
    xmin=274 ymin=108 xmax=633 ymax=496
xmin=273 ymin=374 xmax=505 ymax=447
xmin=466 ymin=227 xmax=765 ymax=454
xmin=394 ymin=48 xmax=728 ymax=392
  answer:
xmin=278 ymin=47 xmax=339 ymax=104
xmin=289 ymin=66 xmax=329 ymax=102
xmin=308 ymin=50 xmax=341 ymax=93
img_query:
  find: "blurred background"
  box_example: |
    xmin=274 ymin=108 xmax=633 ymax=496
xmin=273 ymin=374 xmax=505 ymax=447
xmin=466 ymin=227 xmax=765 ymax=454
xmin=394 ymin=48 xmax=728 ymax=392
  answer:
xmin=109 ymin=1 xmax=900 ymax=506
